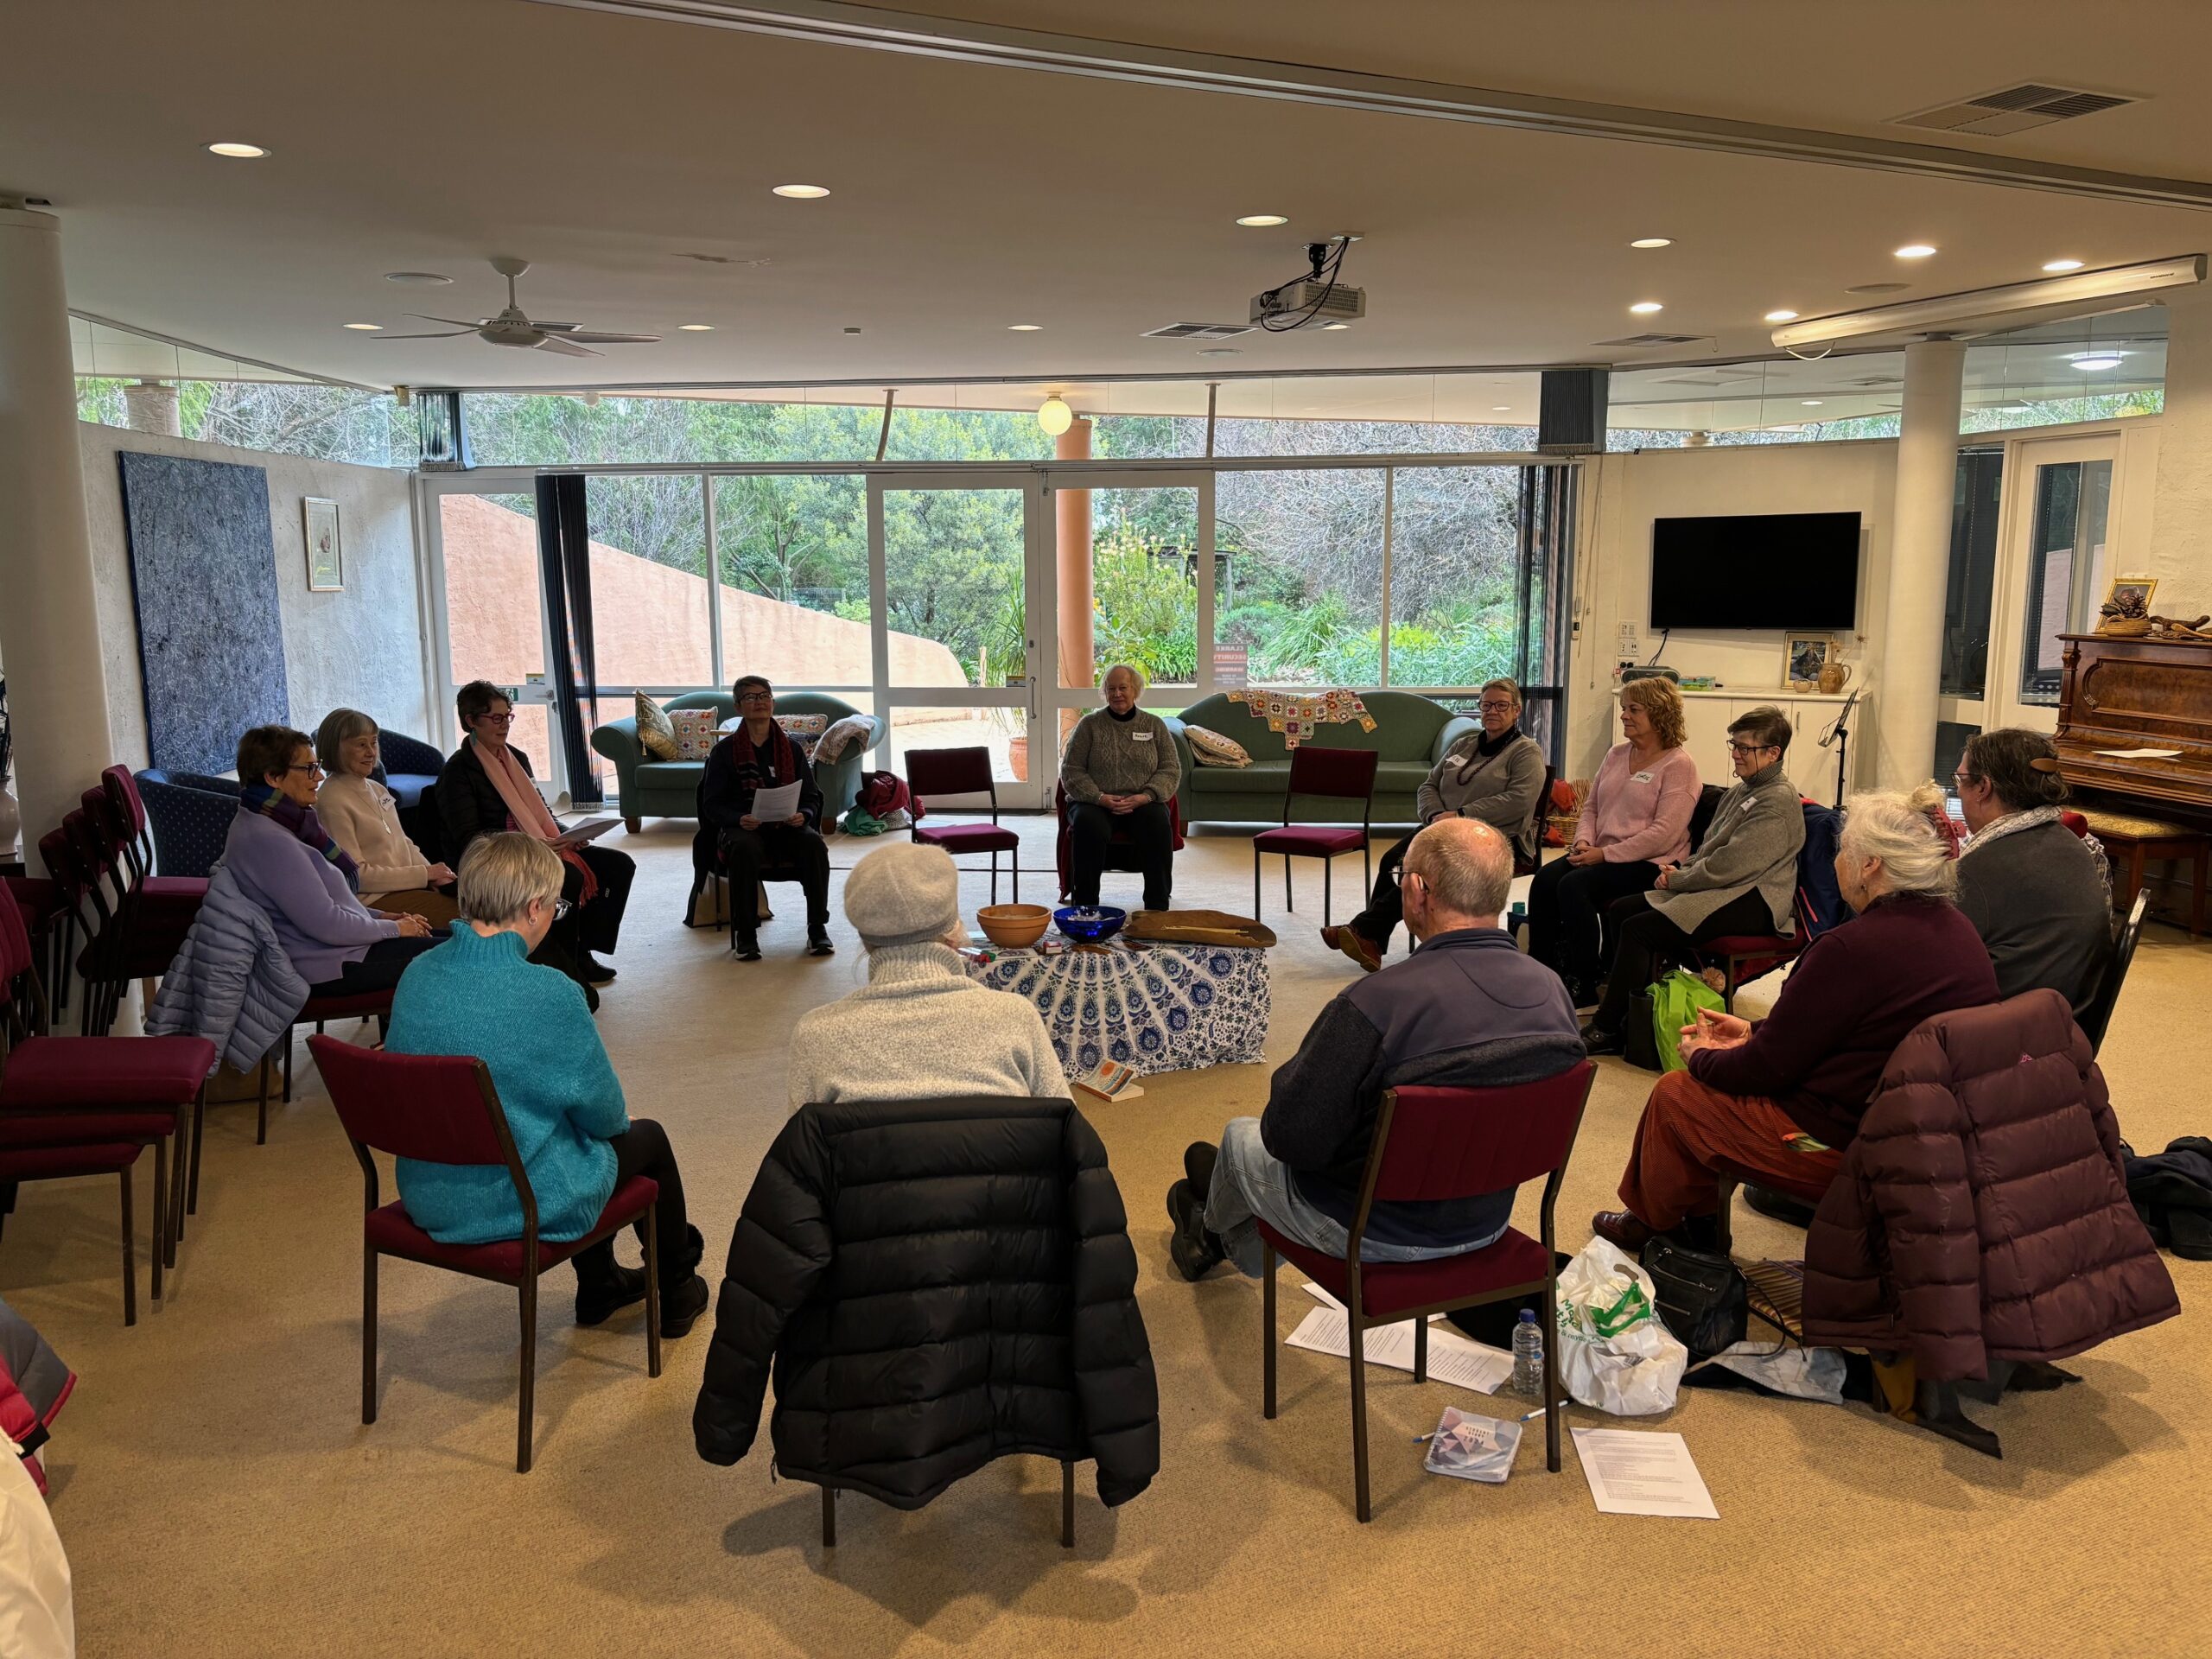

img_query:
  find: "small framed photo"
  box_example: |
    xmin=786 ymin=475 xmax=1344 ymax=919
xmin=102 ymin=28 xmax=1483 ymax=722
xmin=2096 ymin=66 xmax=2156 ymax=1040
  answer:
xmin=303 ymin=497 xmax=343 ymax=592
xmin=1783 ymin=633 xmax=1831 ymax=688
xmin=2102 ymin=575 xmax=2156 ymax=618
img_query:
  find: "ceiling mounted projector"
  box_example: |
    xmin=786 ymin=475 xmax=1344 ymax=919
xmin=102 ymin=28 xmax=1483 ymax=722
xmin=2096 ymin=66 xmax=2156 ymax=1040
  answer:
xmin=1252 ymin=237 xmax=1365 ymax=330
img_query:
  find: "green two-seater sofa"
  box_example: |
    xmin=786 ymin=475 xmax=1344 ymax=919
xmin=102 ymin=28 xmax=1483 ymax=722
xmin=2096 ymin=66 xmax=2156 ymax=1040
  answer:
xmin=590 ymin=691 xmax=884 ymax=830
xmin=1168 ymin=690 xmax=1477 ymax=826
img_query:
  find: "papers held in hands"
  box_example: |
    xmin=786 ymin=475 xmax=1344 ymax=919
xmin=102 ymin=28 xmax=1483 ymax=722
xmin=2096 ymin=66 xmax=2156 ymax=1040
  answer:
xmin=747 ymin=780 xmax=804 ymax=823
xmin=549 ymin=817 xmax=620 ymax=850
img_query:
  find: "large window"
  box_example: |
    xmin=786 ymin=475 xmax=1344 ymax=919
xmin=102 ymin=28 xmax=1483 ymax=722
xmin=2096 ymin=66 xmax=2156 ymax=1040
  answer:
xmin=711 ymin=473 xmax=872 ymax=694
xmin=1215 ymin=468 xmax=1385 ymax=686
xmin=2018 ymin=458 xmax=2114 ymax=706
xmin=1942 ymin=448 xmax=2004 ymax=699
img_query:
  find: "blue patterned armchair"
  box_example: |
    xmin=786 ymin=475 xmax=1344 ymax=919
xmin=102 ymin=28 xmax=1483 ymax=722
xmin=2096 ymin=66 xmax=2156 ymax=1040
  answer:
xmin=136 ymin=769 xmax=239 ymax=880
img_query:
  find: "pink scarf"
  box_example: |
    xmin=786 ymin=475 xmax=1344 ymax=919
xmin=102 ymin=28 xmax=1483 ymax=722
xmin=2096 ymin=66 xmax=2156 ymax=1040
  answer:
xmin=472 ymin=736 xmax=597 ymax=902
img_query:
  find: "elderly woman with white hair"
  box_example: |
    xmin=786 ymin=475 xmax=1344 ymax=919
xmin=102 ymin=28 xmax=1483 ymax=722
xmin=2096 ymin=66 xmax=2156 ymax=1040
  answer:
xmin=384 ymin=832 xmax=710 ymax=1338
xmin=313 ymin=707 xmax=460 ymax=925
xmin=1592 ymin=785 xmax=1999 ymax=1253
xmin=1060 ymin=663 xmax=1182 ymax=912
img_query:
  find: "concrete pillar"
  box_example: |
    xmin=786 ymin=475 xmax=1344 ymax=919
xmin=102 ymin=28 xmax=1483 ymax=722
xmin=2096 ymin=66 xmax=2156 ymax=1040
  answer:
xmin=1054 ymin=417 xmax=1093 ymax=747
xmin=1872 ymin=337 xmax=1965 ymax=788
xmin=0 ymin=207 xmax=113 ymax=876
xmin=124 ymin=378 xmax=181 ymax=436
xmin=2145 ymin=283 xmax=2212 ymax=600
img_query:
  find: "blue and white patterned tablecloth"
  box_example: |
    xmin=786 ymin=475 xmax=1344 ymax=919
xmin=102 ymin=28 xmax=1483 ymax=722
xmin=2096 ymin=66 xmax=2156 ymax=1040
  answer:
xmin=965 ymin=942 xmax=1270 ymax=1077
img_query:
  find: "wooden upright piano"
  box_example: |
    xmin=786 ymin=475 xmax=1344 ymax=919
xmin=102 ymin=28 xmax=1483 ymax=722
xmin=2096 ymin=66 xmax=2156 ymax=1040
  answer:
xmin=2056 ymin=632 xmax=2212 ymax=823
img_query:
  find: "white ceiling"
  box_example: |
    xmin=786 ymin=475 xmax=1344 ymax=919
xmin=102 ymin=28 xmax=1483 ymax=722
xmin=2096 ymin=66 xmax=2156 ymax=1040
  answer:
xmin=10 ymin=0 xmax=2211 ymax=397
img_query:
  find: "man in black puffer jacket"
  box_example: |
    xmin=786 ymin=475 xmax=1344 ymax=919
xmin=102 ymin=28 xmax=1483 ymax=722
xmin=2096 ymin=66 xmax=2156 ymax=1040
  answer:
xmin=692 ymin=1096 xmax=1160 ymax=1512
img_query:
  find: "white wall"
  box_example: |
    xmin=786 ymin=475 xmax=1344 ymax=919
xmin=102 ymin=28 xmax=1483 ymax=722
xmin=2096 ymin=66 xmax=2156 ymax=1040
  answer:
xmin=1567 ymin=438 xmax=1897 ymax=779
xmin=78 ymin=423 xmax=429 ymax=767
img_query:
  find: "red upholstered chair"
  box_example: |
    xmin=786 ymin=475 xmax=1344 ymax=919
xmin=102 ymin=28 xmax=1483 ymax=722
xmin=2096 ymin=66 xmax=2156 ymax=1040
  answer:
xmin=906 ymin=746 xmax=1021 ymax=905
xmin=271 ymin=988 xmax=396 ymax=1125
xmin=2061 ymin=810 xmax=2090 ymax=839
xmin=1257 ymin=1064 xmax=1596 ymax=1522
xmin=1052 ymin=783 xmax=1187 ymax=904
xmin=81 ymin=783 xmax=199 ymax=1009
xmin=311 ymin=1037 xmax=664 ymax=1473
xmin=1250 ymin=746 xmax=1379 ymax=925
xmin=0 ymin=880 xmax=213 ymax=1325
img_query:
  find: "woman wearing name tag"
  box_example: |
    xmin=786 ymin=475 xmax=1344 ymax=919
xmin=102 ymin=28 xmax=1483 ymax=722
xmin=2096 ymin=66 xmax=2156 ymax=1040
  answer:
xmin=1062 ymin=663 xmax=1182 ymax=912
xmin=1525 ymin=677 xmax=1700 ymax=1007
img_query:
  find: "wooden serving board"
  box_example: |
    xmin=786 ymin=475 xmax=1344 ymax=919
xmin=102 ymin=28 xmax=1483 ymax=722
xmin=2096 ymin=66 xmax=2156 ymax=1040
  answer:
xmin=1124 ymin=909 xmax=1277 ymax=949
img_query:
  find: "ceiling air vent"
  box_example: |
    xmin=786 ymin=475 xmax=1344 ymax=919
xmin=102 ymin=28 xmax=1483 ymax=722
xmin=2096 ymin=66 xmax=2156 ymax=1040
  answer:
xmin=1894 ymin=82 xmax=2139 ymax=137
xmin=1594 ymin=332 xmax=1706 ymax=348
xmin=1144 ymin=321 xmax=1253 ymax=340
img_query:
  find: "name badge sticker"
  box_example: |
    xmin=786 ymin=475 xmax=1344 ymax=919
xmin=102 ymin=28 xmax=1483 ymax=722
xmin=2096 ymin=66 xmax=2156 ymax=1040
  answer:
xmin=1631 ymin=770 xmax=1654 ymax=784
xmin=1131 ymin=731 xmax=1154 ymax=741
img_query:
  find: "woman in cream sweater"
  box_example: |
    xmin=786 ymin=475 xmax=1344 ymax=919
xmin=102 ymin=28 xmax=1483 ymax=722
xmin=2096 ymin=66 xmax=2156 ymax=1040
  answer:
xmin=314 ymin=709 xmax=461 ymax=925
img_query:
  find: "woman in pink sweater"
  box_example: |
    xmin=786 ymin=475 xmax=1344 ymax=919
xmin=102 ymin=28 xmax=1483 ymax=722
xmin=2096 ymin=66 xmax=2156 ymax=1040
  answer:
xmin=1526 ymin=677 xmax=1700 ymax=1007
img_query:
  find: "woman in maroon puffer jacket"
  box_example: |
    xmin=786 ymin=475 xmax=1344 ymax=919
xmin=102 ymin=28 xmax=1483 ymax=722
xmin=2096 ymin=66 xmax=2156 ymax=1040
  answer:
xmin=1803 ymin=988 xmax=2177 ymax=1380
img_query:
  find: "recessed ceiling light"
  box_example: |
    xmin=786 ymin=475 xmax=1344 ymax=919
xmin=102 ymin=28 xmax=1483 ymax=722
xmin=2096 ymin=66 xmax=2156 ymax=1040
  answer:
xmin=2069 ymin=352 xmax=2126 ymax=371
xmin=1236 ymin=214 xmax=1289 ymax=227
xmin=2043 ymin=257 xmax=2086 ymax=272
xmin=204 ymin=142 xmax=268 ymax=159
xmin=677 ymin=323 xmax=715 ymax=331
xmin=1198 ymin=347 xmax=1242 ymax=357
xmin=1320 ymin=321 xmax=1351 ymax=330
xmin=1764 ymin=309 xmax=1800 ymax=323
xmin=1895 ymin=244 xmax=1938 ymax=259
xmin=342 ymin=322 xmax=383 ymax=332
xmin=772 ymin=183 xmax=830 ymax=199
xmin=1007 ymin=323 xmax=1042 ymax=332
xmin=1629 ymin=238 xmax=1673 ymax=250
xmin=1491 ymin=405 xmax=1512 ymax=411
xmin=1629 ymin=301 xmax=1665 ymax=315
xmin=1802 ymin=399 xmax=1824 ymax=406
xmin=384 ymin=270 xmax=453 ymax=285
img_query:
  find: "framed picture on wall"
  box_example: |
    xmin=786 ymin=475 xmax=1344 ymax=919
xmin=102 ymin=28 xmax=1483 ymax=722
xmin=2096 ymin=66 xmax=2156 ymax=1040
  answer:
xmin=1783 ymin=633 xmax=1831 ymax=689
xmin=304 ymin=497 xmax=343 ymax=592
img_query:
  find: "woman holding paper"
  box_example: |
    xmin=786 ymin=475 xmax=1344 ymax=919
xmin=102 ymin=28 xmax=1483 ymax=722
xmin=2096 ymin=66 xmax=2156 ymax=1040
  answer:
xmin=436 ymin=679 xmax=635 ymax=990
xmin=698 ymin=674 xmax=832 ymax=961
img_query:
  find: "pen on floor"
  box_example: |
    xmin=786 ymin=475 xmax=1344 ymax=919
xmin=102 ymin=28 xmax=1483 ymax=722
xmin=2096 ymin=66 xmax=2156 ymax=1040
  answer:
xmin=1414 ymin=1404 xmax=1549 ymax=1441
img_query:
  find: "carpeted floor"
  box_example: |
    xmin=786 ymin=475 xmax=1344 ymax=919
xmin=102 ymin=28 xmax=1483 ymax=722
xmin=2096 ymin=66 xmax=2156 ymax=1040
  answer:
xmin=14 ymin=820 xmax=2209 ymax=1657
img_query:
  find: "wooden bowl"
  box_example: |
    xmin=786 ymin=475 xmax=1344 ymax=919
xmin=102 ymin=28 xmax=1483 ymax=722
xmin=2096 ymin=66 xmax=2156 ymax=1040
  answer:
xmin=976 ymin=904 xmax=1051 ymax=948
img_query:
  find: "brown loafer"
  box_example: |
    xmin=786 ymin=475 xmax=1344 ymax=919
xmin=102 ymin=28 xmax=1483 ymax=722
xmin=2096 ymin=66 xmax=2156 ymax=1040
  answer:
xmin=1591 ymin=1210 xmax=1654 ymax=1252
xmin=1320 ymin=925 xmax=1382 ymax=974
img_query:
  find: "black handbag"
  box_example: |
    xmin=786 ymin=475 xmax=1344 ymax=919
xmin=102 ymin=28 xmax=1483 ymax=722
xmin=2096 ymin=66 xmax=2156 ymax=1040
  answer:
xmin=1624 ymin=988 xmax=1662 ymax=1071
xmin=1640 ymin=1236 xmax=1748 ymax=1357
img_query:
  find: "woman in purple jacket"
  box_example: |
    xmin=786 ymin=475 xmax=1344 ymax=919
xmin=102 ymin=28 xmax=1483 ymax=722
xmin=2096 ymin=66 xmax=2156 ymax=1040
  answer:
xmin=223 ymin=725 xmax=442 ymax=996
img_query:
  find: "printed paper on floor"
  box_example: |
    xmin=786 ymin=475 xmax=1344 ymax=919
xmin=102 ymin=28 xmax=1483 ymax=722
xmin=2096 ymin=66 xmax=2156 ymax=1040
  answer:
xmin=1283 ymin=1307 xmax=1515 ymax=1395
xmin=1571 ymin=1427 xmax=1719 ymax=1519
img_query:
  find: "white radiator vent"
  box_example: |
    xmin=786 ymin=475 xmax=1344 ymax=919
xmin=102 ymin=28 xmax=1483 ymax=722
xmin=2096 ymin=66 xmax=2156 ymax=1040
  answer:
xmin=1144 ymin=321 xmax=1254 ymax=340
xmin=1894 ymin=82 xmax=2139 ymax=137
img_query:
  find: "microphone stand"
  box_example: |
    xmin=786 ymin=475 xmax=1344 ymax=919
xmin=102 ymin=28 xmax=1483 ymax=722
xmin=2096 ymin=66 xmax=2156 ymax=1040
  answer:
xmin=1819 ymin=687 xmax=1861 ymax=810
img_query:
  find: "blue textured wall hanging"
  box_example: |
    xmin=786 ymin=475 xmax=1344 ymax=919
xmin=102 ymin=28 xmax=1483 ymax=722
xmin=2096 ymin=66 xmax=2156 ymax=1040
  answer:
xmin=118 ymin=451 xmax=290 ymax=775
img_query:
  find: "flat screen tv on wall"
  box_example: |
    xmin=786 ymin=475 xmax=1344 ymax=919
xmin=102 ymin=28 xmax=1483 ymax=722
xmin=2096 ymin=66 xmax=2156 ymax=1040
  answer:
xmin=1648 ymin=511 xmax=1861 ymax=630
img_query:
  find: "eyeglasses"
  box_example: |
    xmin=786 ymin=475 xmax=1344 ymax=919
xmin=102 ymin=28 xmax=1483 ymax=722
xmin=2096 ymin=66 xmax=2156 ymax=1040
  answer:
xmin=478 ymin=711 xmax=516 ymax=725
xmin=1726 ymin=741 xmax=1776 ymax=756
xmin=553 ymin=898 xmax=572 ymax=920
xmin=1478 ymin=701 xmax=1517 ymax=714
xmin=736 ymin=690 xmax=773 ymax=703
xmin=286 ymin=762 xmax=325 ymax=777
xmin=1389 ymin=867 xmax=1423 ymax=888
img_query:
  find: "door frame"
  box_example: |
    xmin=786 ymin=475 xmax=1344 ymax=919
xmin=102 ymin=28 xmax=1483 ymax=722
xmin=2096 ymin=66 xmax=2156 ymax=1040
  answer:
xmin=1981 ymin=431 xmax=2126 ymax=732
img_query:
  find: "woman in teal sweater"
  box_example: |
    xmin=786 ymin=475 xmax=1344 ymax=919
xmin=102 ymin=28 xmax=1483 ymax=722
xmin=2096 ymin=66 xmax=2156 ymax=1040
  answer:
xmin=385 ymin=833 xmax=709 ymax=1336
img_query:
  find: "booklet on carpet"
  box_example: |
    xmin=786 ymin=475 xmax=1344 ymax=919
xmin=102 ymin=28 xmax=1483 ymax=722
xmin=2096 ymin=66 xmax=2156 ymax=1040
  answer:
xmin=1071 ymin=1059 xmax=1143 ymax=1102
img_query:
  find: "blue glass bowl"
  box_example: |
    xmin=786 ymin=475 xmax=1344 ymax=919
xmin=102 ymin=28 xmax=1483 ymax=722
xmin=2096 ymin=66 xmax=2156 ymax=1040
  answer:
xmin=1053 ymin=905 xmax=1127 ymax=943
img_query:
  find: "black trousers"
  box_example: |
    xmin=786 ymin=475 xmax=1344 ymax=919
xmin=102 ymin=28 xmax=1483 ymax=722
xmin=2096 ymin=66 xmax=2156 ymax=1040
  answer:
xmin=1068 ymin=800 xmax=1173 ymax=912
xmin=721 ymin=823 xmax=831 ymax=931
xmin=551 ymin=843 xmax=635 ymax=958
xmin=306 ymin=935 xmax=442 ymax=999
xmin=1526 ymin=856 xmax=1662 ymax=989
xmin=1350 ymin=831 xmax=1422 ymax=950
xmin=569 ymin=1117 xmax=702 ymax=1289
xmin=1592 ymin=887 xmax=1777 ymax=1034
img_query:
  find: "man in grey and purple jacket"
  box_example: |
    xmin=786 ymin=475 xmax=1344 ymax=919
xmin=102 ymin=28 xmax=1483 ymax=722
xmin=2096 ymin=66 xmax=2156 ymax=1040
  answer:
xmin=1166 ymin=817 xmax=1586 ymax=1281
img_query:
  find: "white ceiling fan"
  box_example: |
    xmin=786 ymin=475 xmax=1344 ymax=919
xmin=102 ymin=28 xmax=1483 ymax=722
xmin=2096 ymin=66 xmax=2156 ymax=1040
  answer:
xmin=376 ymin=256 xmax=661 ymax=356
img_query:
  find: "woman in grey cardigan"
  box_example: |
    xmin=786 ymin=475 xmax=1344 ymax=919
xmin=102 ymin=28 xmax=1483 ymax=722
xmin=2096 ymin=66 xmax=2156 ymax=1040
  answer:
xmin=1062 ymin=664 xmax=1183 ymax=912
xmin=1582 ymin=705 xmax=1805 ymax=1053
xmin=1325 ymin=677 xmax=1544 ymax=970
xmin=1954 ymin=728 xmax=2111 ymax=1018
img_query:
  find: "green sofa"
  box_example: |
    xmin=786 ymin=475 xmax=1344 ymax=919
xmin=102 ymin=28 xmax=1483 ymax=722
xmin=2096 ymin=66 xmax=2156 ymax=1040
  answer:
xmin=1169 ymin=690 xmax=1477 ymax=826
xmin=590 ymin=691 xmax=884 ymax=830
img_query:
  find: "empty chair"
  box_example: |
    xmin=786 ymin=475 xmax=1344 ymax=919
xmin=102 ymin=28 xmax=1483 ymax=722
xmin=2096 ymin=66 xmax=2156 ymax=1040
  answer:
xmin=906 ymin=746 xmax=1021 ymax=906
xmin=1250 ymin=747 xmax=1378 ymax=925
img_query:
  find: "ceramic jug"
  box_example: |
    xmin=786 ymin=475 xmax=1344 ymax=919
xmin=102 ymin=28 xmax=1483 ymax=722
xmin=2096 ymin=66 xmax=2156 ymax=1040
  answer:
xmin=1818 ymin=660 xmax=1853 ymax=696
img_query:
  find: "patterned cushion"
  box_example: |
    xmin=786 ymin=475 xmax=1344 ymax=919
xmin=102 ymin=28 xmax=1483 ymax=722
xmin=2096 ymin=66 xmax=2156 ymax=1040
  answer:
xmin=812 ymin=714 xmax=874 ymax=766
xmin=635 ymin=692 xmax=678 ymax=761
xmin=1185 ymin=724 xmax=1253 ymax=767
xmin=669 ymin=709 xmax=721 ymax=761
xmin=776 ymin=713 xmax=830 ymax=753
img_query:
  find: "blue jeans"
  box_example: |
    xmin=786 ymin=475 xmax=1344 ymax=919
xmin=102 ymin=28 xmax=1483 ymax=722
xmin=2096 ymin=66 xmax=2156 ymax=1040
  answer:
xmin=1202 ymin=1117 xmax=1507 ymax=1279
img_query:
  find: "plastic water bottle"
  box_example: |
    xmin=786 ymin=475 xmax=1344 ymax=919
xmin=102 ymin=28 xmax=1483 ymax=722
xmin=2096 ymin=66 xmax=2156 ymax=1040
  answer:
xmin=1510 ymin=1307 xmax=1544 ymax=1397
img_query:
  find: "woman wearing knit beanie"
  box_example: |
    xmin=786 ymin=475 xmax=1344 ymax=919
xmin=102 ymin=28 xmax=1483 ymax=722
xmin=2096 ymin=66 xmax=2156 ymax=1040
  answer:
xmin=784 ymin=842 xmax=1069 ymax=1109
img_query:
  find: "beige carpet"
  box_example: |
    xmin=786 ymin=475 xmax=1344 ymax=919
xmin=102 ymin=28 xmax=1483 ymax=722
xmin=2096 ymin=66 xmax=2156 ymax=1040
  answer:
xmin=15 ymin=821 xmax=2210 ymax=1657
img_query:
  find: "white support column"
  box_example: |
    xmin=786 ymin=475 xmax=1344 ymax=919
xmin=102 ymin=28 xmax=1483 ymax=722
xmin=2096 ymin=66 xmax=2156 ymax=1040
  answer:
xmin=1872 ymin=337 xmax=1965 ymax=787
xmin=0 ymin=207 xmax=113 ymax=873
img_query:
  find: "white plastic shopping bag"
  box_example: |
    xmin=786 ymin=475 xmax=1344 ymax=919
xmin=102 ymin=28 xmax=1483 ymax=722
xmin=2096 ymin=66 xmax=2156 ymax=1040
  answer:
xmin=1554 ymin=1236 xmax=1688 ymax=1416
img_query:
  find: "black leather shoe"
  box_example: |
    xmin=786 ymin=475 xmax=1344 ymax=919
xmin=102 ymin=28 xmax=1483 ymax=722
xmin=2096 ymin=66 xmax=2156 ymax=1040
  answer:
xmin=660 ymin=1274 xmax=711 ymax=1338
xmin=1580 ymin=1022 xmax=1624 ymax=1056
xmin=577 ymin=951 xmax=617 ymax=986
xmin=807 ymin=925 xmax=836 ymax=957
xmin=1744 ymin=1184 xmax=1817 ymax=1229
xmin=1591 ymin=1209 xmax=1654 ymax=1251
xmin=1183 ymin=1140 xmax=1218 ymax=1199
xmin=575 ymin=1264 xmax=649 ymax=1327
xmin=1165 ymin=1180 xmax=1226 ymax=1281
xmin=734 ymin=933 xmax=762 ymax=963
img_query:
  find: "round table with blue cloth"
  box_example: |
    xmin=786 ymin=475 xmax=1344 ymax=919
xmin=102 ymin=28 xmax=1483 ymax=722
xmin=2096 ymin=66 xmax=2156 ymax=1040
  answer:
xmin=964 ymin=941 xmax=1270 ymax=1077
